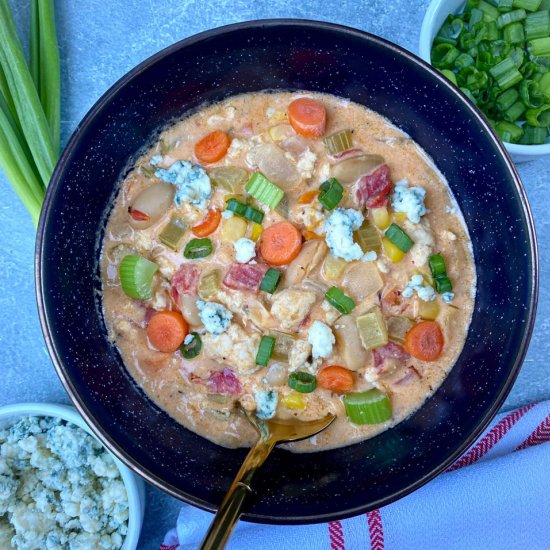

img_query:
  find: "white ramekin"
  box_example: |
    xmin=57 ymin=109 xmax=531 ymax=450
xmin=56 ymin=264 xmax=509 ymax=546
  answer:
xmin=419 ymin=0 xmax=550 ymax=163
xmin=0 ymin=403 xmax=145 ymax=550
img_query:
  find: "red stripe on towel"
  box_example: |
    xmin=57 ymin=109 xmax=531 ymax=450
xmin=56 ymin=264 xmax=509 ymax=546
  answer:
xmin=446 ymin=404 xmax=534 ymax=472
xmin=328 ymin=520 xmax=345 ymax=549
xmin=367 ymin=510 xmax=384 ymax=550
xmin=515 ymin=413 xmax=550 ymax=451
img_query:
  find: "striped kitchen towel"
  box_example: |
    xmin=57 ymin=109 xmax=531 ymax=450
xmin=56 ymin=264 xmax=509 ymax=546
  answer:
xmin=160 ymin=400 xmax=550 ymax=550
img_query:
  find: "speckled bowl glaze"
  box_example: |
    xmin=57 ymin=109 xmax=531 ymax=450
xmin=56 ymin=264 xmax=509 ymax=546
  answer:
xmin=36 ymin=20 xmax=538 ymax=523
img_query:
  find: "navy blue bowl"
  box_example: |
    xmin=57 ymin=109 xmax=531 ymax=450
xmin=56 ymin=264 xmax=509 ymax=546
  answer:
xmin=36 ymin=20 xmax=538 ymax=523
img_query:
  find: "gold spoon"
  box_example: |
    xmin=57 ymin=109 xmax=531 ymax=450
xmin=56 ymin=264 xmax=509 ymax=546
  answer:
xmin=199 ymin=408 xmax=336 ymax=550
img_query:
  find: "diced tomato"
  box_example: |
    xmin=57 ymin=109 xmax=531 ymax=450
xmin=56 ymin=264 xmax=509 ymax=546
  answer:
xmin=207 ymin=368 xmax=242 ymax=395
xmin=356 ymin=164 xmax=393 ymax=208
xmin=171 ymin=265 xmax=199 ymax=306
xmin=222 ymin=263 xmax=268 ymax=292
xmin=372 ymin=342 xmax=410 ymax=372
xmin=128 ymin=207 xmax=150 ymax=222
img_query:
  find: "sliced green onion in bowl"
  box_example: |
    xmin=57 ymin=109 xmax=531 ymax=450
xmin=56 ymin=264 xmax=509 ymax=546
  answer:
xmin=318 ymin=178 xmax=344 ymax=210
xmin=520 ymin=124 xmax=548 ymax=142
xmin=184 ymin=238 xmax=213 ymax=259
xmin=256 ymin=335 xmax=276 ymax=366
xmin=343 ymin=389 xmax=392 ymax=425
xmin=428 ymin=253 xmax=447 ymax=278
xmin=495 ymin=120 xmax=525 ymax=142
xmin=119 ymin=255 xmax=159 ymax=299
xmin=288 ymin=371 xmax=317 ymax=393
xmin=225 ymin=198 xmax=265 ymax=224
xmin=434 ymin=275 xmax=453 ymax=294
xmin=325 ymin=286 xmax=356 ymax=314
xmin=181 ymin=332 xmax=202 ymax=359
xmin=245 ymin=171 xmax=284 ymax=209
xmin=385 ymin=223 xmax=414 ymax=253
xmin=259 ymin=268 xmax=281 ymax=294
xmin=525 ymin=103 xmax=550 ymax=125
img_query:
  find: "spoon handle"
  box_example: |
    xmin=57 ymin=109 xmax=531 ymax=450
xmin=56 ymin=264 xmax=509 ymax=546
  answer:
xmin=199 ymin=438 xmax=275 ymax=550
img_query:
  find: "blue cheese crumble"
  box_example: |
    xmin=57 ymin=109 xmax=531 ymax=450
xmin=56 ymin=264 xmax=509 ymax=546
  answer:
xmin=154 ymin=161 xmax=211 ymax=209
xmin=402 ymin=274 xmax=436 ymax=302
xmin=197 ymin=300 xmax=233 ymax=334
xmin=308 ymin=320 xmax=335 ymax=359
xmin=391 ymin=180 xmax=428 ymax=224
xmin=324 ymin=208 xmax=364 ymax=262
xmin=255 ymin=390 xmax=278 ymax=419
xmin=442 ymin=291 xmax=455 ymax=303
xmin=0 ymin=416 xmax=128 ymax=549
xmin=233 ymin=238 xmax=256 ymax=263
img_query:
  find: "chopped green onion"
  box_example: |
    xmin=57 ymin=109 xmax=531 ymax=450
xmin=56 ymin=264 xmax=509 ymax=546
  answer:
xmin=460 ymin=86 xmax=478 ymax=104
xmin=496 ymin=0 xmax=514 ymax=11
xmin=325 ymin=287 xmax=356 ymax=314
xmin=226 ymin=198 xmax=264 ymax=224
xmin=432 ymin=43 xmax=461 ymax=68
xmin=245 ymin=172 xmax=284 ymax=209
xmin=519 ymin=123 xmax=548 ymax=142
xmin=504 ymin=21 xmax=526 ymax=42
xmin=486 ymin=20 xmax=501 ymax=39
xmin=467 ymin=69 xmax=489 ymax=90
xmin=385 ymin=223 xmax=414 ymax=253
xmin=181 ymin=332 xmax=202 ymax=359
xmin=495 ymin=120 xmax=525 ymax=141
xmin=318 ymin=178 xmax=344 ymax=211
xmin=159 ymin=217 xmax=187 ymax=251
xmin=470 ymin=8 xmax=484 ymax=27
xmin=259 ymin=268 xmax=281 ymax=294
xmin=324 ymin=129 xmax=353 ymax=155
xmin=503 ymin=99 xmax=527 ymax=121
xmin=288 ymin=371 xmax=317 ymax=393
xmin=256 ymin=335 xmax=276 ymax=366
xmin=496 ymin=87 xmax=520 ymax=110
xmin=343 ymin=389 xmax=392 ymax=425
xmin=479 ymin=0 xmax=500 ymax=20
xmin=497 ymin=8 xmax=527 ymax=27
xmin=119 ymin=255 xmax=159 ymax=299
xmin=512 ymin=0 xmax=543 ymax=10
xmin=519 ymin=79 xmax=545 ymax=106
xmin=490 ymin=57 xmax=524 ymax=89
xmin=525 ymin=10 xmax=550 ymax=39
xmin=525 ymin=103 xmax=550 ymax=124
xmin=529 ymin=36 xmax=550 ymax=55
xmin=429 ymin=253 xmax=447 ymax=277
xmin=434 ymin=275 xmax=453 ymax=293
xmin=440 ymin=69 xmax=458 ymax=85
xmin=538 ymin=70 xmax=550 ymax=97
xmin=183 ymin=238 xmax=213 ymax=259
xmin=455 ymin=52 xmax=475 ymax=70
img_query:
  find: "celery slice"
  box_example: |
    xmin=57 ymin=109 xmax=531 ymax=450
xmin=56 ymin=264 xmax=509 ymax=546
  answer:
xmin=344 ymin=389 xmax=392 ymax=425
xmin=387 ymin=316 xmax=413 ymax=344
xmin=159 ymin=217 xmax=187 ymax=251
xmin=324 ymin=129 xmax=353 ymax=155
xmin=209 ymin=166 xmax=248 ymax=192
xmin=119 ymin=255 xmax=159 ymax=299
xmin=356 ymin=306 xmax=388 ymax=350
xmin=245 ymin=172 xmax=284 ymax=209
xmin=198 ymin=270 xmax=221 ymax=300
xmin=354 ymin=221 xmax=381 ymax=253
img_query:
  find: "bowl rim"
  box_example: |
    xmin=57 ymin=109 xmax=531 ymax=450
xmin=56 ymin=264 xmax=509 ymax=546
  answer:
xmin=0 ymin=402 xmax=144 ymax=548
xmin=418 ymin=0 xmax=550 ymax=158
xmin=35 ymin=18 xmax=539 ymax=524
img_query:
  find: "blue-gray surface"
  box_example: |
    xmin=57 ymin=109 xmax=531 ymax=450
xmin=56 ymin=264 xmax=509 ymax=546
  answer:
xmin=1 ymin=0 xmax=548 ymax=548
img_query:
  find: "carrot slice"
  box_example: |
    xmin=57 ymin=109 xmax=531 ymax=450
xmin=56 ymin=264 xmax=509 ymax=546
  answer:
xmin=260 ymin=221 xmax=302 ymax=265
xmin=297 ymin=190 xmax=319 ymax=204
xmin=147 ymin=311 xmax=188 ymax=353
xmin=288 ymin=98 xmax=327 ymax=138
xmin=405 ymin=321 xmax=444 ymax=362
xmin=192 ymin=208 xmax=221 ymax=237
xmin=194 ymin=130 xmax=231 ymax=163
xmin=317 ymin=366 xmax=354 ymax=394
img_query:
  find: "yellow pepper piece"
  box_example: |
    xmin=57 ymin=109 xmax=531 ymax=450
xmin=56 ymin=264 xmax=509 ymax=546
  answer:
xmin=393 ymin=211 xmax=408 ymax=223
xmin=418 ymin=299 xmax=440 ymax=321
xmin=224 ymin=193 xmax=245 ymax=205
xmin=370 ymin=206 xmax=391 ymax=230
xmin=281 ymin=391 xmax=306 ymax=410
xmin=220 ymin=216 xmax=247 ymax=243
xmin=382 ymin=237 xmax=405 ymax=263
xmin=250 ymin=222 xmax=263 ymax=241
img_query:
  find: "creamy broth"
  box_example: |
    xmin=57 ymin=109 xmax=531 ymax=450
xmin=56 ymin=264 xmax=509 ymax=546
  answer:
xmin=101 ymin=92 xmax=475 ymax=452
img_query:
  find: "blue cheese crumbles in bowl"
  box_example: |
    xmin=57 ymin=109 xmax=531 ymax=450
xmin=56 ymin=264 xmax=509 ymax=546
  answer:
xmin=0 ymin=403 xmax=144 ymax=549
